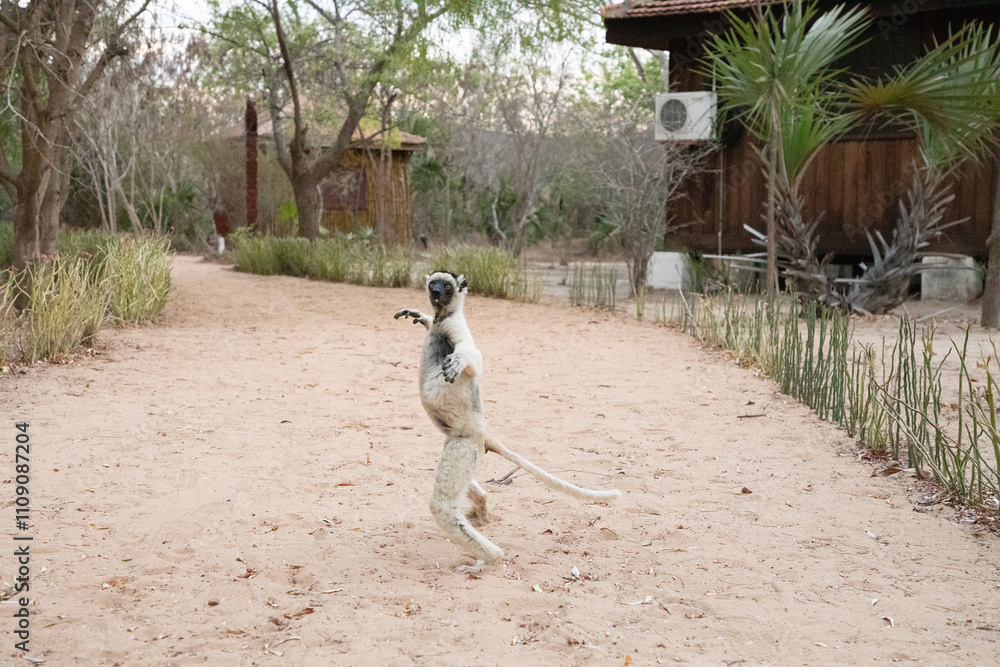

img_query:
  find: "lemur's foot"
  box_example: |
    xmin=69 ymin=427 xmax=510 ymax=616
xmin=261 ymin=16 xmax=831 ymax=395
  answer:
xmin=455 ymin=553 xmax=503 ymax=574
xmin=442 ymin=353 xmax=467 ymax=383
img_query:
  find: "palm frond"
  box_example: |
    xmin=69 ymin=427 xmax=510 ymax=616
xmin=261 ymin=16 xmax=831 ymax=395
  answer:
xmin=701 ymin=0 xmax=871 ymax=142
xmin=845 ymin=23 xmax=1000 ymax=169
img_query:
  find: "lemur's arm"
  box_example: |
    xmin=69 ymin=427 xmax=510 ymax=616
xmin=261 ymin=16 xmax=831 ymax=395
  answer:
xmin=394 ymin=309 xmax=433 ymax=330
xmin=442 ymin=325 xmax=483 ymax=383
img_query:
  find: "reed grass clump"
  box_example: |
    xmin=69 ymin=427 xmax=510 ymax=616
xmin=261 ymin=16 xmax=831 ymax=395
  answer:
xmin=102 ymin=236 xmax=172 ymax=323
xmin=0 ymin=269 xmax=19 ymax=365
xmin=57 ymin=228 xmax=108 ymax=259
xmin=674 ymin=288 xmax=1000 ymax=510
xmin=232 ymin=235 xmax=416 ymax=289
xmin=20 ymin=256 xmax=110 ymax=363
xmin=309 ymin=240 xmax=348 ymax=282
xmin=232 ymin=236 xmax=283 ymax=275
xmin=569 ymin=264 xmax=618 ymax=311
xmin=1 ymin=233 xmax=173 ymax=364
xmin=430 ymin=245 xmax=540 ymax=302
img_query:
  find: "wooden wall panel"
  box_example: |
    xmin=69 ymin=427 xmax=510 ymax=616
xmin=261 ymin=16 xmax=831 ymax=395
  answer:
xmin=667 ymin=135 xmax=997 ymax=258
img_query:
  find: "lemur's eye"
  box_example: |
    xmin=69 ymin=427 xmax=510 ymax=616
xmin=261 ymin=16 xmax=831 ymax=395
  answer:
xmin=445 ymin=285 xmax=453 ymax=292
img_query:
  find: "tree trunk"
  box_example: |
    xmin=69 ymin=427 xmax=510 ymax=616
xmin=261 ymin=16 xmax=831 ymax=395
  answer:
xmin=766 ymin=139 xmax=778 ymax=293
xmin=13 ymin=144 xmax=46 ymax=269
xmin=39 ymin=149 xmax=72 ymax=255
xmin=631 ymin=254 xmax=649 ymax=297
xmin=982 ymin=145 xmax=1000 ymax=328
xmin=245 ymin=99 xmax=258 ymax=231
xmin=444 ymin=170 xmax=451 ymax=246
xmin=294 ymin=178 xmax=323 ymax=240
xmin=488 ymin=190 xmax=508 ymax=247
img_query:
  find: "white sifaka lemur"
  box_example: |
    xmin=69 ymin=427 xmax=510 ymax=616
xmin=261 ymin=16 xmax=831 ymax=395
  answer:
xmin=394 ymin=271 xmax=621 ymax=573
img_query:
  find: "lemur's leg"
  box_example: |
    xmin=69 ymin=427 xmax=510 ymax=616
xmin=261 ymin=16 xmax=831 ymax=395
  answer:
xmin=429 ymin=436 xmax=503 ymax=572
xmin=465 ymin=479 xmax=490 ymax=527
xmin=442 ymin=341 xmax=482 ymax=383
xmin=394 ymin=309 xmax=433 ymax=330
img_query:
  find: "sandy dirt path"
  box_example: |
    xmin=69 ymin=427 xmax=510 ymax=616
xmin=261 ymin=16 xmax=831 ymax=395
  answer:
xmin=1 ymin=255 xmax=998 ymax=666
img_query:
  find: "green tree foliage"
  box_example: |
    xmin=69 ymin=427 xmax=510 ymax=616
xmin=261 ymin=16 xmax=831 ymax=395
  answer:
xmin=197 ymin=0 xmax=598 ymax=242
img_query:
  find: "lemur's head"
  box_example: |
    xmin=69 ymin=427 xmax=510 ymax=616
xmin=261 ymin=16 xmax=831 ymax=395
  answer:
xmin=425 ymin=271 xmax=468 ymax=314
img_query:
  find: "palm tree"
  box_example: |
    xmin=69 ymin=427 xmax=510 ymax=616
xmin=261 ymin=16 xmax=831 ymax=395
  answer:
xmin=842 ymin=24 xmax=1000 ymax=313
xmin=703 ymin=1 xmax=1000 ymax=312
xmin=701 ymin=0 xmax=870 ymax=293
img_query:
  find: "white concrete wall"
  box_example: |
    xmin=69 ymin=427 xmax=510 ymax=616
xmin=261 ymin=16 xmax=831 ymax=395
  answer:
xmin=647 ymin=252 xmax=688 ymax=290
xmin=920 ymin=256 xmax=983 ymax=302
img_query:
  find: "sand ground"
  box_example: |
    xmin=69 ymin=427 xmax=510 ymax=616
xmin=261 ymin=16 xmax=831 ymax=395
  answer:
xmin=1 ymin=255 xmax=998 ymax=665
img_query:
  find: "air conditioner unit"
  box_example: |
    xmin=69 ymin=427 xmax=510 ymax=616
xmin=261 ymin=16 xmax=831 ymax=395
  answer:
xmin=654 ymin=92 xmax=717 ymax=142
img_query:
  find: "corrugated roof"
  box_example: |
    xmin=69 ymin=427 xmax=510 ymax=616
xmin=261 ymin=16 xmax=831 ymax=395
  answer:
xmin=601 ymin=0 xmax=781 ymax=20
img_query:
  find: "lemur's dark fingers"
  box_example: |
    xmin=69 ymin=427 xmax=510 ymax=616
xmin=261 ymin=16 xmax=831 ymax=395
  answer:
xmin=413 ymin=318 xmax=422 ymax=324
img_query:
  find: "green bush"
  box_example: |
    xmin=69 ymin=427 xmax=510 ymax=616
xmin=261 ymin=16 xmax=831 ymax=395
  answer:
xmin=20 ymin=256 xmax=110 ymax=363
xmin=0 ymin=233 xmax=173 ymax=363
xmin=232 ymin=235 xmax=282 ymax=275
xmin=274 ymin=237 xmax=312 ymax=277
xmin=58 ymin=229 xmax=109 ymax=259
xmin=1 ymin=226 xmax=110 ymax=272
xmin=103 ymin=236 xmax=172 ymax=323
xmin=310 ymin=239 xmax=348 ymax=282
xmin=386 ymin=247 xmax=416 ymax=288
xmin=429 ymin=245 xmax=540 ymax=302
xmin=233 ymin=234 xmax=416 ymax=289
xmin=0 ymin=269 xmax=19 ymax=365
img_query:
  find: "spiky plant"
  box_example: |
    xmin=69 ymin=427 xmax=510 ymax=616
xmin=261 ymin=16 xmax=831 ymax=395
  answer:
xmin=726 ymin=13 xmax=1000 ymax=313
xmin=843 ymin=166 xmax=963 ymax=314
xmin=701 ymin=0 xmax=871 ymax=292
xmin=840 ymin=24 xmax=1000 ymax=313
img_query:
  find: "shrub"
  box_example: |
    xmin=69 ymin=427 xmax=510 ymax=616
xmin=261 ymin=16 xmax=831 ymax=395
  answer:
xmin=103 ymin=236 xmax=172 ymax=323
xmin=0 ymin=269 xmax=19 ymax=365
xmin=310 ymin=239 xmax=348 ymax=282
xmin=386 ymin=246 xmax=415 ymax=288
xmin=429 ymin=245 xmax=540 ymax=302
xmin=58 ymin=228 xmax=108 ymax=259
xmin=232 ymin=235 xmax=281 ymax=275
xmin=20 ymin=256 xmax=110 ymax=363
xmin=233 ymin=234 xmax=416 ymax=290
xmin=273 ymin=237 xmax=312 ymax=277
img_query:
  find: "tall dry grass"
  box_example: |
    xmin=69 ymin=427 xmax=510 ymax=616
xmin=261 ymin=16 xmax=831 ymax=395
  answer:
xmin=103 ymin=236 xmax=172 ymax=323
xmin=19 ymin=256 xmax=110 ymax=363
xmin=233 ymin=236 xmax=417 ymax=289
xmin=0 ymin=231 xmax=173 ymax=364
xmin=675 ymin=290 xmax=999 ymax=510
xmin=429 ymin=245 xmax=541 ymax=302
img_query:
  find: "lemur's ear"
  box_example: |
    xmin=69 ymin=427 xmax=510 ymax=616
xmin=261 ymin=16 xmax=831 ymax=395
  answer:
xmin=457 ymin=274 xmax=468 ymax=292
xmin=424 ymin=274 xmax=431 ymax=284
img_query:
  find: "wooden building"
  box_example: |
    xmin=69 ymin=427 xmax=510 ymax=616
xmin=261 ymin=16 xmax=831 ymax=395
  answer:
xmin=319 ymin=131 xmax=425 ymax=246
xmin=602 ymin=0 xmax=1000 ymax=260
xmin=221 ymin=116 xmax=424 ymax=244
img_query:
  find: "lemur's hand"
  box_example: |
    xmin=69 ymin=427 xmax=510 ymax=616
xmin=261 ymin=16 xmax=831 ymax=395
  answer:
xmin=394 ymin=309 xmax=425 ymax=324
xmin=442 ymin=353 xmax=467 ymax=383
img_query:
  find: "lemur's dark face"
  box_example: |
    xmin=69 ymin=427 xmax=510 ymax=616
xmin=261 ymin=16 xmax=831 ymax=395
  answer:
xmin=426 ymin=271 xmax=467 ymax=310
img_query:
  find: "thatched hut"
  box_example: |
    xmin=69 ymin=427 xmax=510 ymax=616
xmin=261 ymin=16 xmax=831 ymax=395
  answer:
xmin=218 ymin=116 xmax=425 ymax=244
xmin=319 ymin=131 xmax=426 ymax=245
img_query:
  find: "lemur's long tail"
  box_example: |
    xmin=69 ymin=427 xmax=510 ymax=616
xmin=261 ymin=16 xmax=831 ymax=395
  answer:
xmin=485 ymin=437 xmax=621 ymax=502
